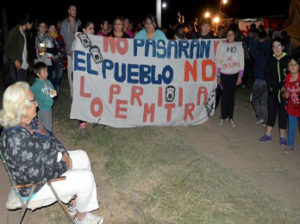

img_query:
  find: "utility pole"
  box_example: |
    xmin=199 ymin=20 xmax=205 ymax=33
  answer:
xmin=156 ymin=0 xmax=162 ymax=27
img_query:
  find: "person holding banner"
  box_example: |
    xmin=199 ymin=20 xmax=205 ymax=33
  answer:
xmin=76 ymin=20 xmax=95 ymax=131
xmin=97 ymin=19 xmax=110 ymax=37
xmin=124 ymin=18 xmax=134 ymax=38
xmin=107 ymin=16 xmax=129 ymax=38
xmin=216 ymin=26 xmax=245 ymax=127
xmin=134 ymin=14 xmax=167 ymax=41
xmin=191 ymin=19 xmax=213 ymax=39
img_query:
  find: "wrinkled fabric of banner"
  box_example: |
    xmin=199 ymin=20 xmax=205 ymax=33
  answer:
xmin=70 ymin=33 xmax=218 ymax=127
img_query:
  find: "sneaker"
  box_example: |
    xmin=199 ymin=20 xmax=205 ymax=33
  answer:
xmin=74 ymin=213 xmax=103 ymax=224
xmin=229 ymin=119 xmax=235 ymax=128
xmin=218 ymin=119 xmax=225 ymax=126
xmin=284 ymin=146 xmax=294 ymax=153
xmin=255 ymin=119 xmax=265 ymax=125
xmin=279 ymin=137 xmax=287 ymax=146
xmin=259 ymin=134 xmax=272 ymax=142
xmin=68 ymin=205 xmax=77 ymax=217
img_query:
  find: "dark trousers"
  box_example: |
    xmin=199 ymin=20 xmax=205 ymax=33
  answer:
xmin=215 ymin=84 xmax=223 ymax=110
xmin=5 ymin=61 xmax=27 ymax=87
xmin=220 ymin=73 xmax=238 ymax=120
xmin=52 ymin=62 xmax=64 ymax=93
xmin=46 ymin=65 xmax=54 ymax=86
xmin=266 ymin=94 xmax=288 ymax=129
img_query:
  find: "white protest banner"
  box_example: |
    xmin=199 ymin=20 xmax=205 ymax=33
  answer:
xmin=70 ymin=34 xmax=220 ymax=127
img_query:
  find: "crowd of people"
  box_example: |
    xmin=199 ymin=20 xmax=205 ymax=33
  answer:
xmin=0 ymin=3 xmax=299 ymax=224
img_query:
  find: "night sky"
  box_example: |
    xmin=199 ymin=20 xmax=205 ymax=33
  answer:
xmin=1 ymin=0 xmax=291 ymax=29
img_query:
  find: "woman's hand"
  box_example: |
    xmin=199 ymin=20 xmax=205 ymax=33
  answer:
xmin=281 ymin=87 xmax=289 ymax=99
xmin=236 ymin=76 xmax=242 ymax=86
xmin=62 ymin=153 xmax=73 ymax=170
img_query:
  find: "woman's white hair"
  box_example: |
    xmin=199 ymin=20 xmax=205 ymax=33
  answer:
xmin=0 ymin=82 xmax=32 ymax=128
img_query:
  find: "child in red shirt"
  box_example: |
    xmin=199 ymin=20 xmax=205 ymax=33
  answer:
xmin=282 ymin=55 xmax=300 ymax=152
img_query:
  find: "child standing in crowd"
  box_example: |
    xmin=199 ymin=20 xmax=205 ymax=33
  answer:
xmin=216 ymin=26 xmax=245 ymax=127
xmin=31 ymin=62 xmax=56 ymax=131
xmin=282 ymin=55 xmax=300 ymax=152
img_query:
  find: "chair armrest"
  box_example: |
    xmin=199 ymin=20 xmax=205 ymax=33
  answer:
xmin=47 ymin=176 xmax=66 ymax=184
xmin=12 ymin=176 xmax=66 ymax=189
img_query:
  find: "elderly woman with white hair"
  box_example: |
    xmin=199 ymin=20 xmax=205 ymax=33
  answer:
xmin=0 ymin=82 xmax=103 ymax=224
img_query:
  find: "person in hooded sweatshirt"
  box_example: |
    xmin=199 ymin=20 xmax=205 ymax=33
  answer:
xmin=259 ymin=37 xmax=289 ymax=145
xmin=249 ymin=30 xmax=272 ymax=126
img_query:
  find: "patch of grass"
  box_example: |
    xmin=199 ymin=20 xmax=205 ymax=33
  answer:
xmin=45 ymin=76 xmax=299 ymax=223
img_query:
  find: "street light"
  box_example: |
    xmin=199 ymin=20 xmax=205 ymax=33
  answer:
xmin=162 ymin=2 xmax=168 ymax=27
xmin=204 ymin=11 xmax=211 ymax=18
xmin=213 ymin=16 xmax=220 ymax=24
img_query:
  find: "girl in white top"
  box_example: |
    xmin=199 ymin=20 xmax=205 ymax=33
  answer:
xmin=216 ymin=26 xmax=245 ymax=127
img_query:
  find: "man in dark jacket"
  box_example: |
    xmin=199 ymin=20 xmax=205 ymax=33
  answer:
xmin=4 ymin=16 xmax=33 ymax=87
xmin=249 ymin=31 xmax=272 ymax=125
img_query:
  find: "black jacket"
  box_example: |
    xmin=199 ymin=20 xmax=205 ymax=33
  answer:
xmin=265 ymin=53 xmax=288 ymax=100
xmin=4 ymin=26 xmax=28 ymax=64
xmin=249 ymin=38 xmax=272 ymax=80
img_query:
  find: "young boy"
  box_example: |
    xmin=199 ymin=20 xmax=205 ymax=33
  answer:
xmin=31 ymin=62 xmax=56 ymax=131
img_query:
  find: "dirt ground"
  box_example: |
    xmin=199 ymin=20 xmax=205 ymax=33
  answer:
xmin=0 ymin=87 xmax=299 ymax=223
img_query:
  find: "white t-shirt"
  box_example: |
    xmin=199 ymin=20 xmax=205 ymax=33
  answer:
xmin=20 ymin=28 xmax=28 ymax=70
xmin=216 ymin=41 xmax=244 ymax=75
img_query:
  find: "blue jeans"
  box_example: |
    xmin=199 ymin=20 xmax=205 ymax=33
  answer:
xmin=288 ymin=115 xmax=300 ymax=147
xmin=52 ymin=62 xmax=64 ymax=93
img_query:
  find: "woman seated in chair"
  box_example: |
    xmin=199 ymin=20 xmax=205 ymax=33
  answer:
xmin=0 ymin=82 xmax=103 ymax=224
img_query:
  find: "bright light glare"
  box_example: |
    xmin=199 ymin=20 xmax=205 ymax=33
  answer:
xmin=204 ymin=11 xmax=211 ymax=18
xmin=162 ymin=2 xmax=167 ymax=8
xmin=213 ymin=16 xmax=220 ymax=23
xmin=222 ymin=0 xmax=228 ymax=4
